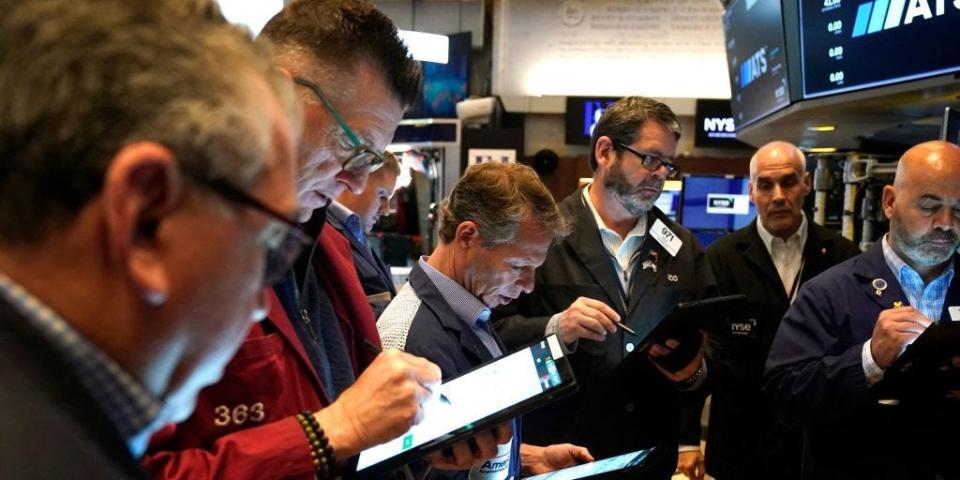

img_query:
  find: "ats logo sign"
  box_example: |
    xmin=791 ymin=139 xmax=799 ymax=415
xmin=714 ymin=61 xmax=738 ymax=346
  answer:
xmin=851 ymin=0 xmax=960 ymax=37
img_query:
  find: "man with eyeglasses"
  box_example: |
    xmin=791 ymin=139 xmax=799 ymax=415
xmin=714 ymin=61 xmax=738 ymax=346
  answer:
xmin=492 ymin=96 xmax=717 ymax=480
xmin=143 ymin=1 xmax=506 ymax=479
xmin=329 ymin=151 xmax=402 ymax=318
xmin=0 ymin=0 xmax=303 ymax=477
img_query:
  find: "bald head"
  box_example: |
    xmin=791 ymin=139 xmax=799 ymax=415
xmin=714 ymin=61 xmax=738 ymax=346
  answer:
xmin=749 ymin=141 xmax=806 ymax=181
xmin=883 ymin=140 xmax=960 ymax=279
xmin=748 ymin=141 xmax=811 ymax=239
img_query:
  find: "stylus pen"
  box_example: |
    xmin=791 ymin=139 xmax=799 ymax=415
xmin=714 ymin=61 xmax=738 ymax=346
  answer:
xmin=364 ymin=339 xmax=453 ymax=405
xmin=616 ymin=321 xmax=637 ymax=336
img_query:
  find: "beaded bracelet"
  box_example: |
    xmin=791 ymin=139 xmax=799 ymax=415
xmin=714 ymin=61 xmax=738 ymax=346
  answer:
xmin=296 ymin=411 xmax=336 ymax=478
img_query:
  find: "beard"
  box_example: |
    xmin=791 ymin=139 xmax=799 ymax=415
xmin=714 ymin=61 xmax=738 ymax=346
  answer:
xmin=890 ymin=218 xmax=960 ymax=269
xmin=603 ymin=158 xmax=664 ymax=216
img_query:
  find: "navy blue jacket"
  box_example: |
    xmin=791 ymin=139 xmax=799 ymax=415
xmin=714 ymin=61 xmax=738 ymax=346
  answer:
xmin=378 ymin=263 xmax=522 ymax=480
xmin=764 ymin=243 xmax=960 ymax=479
xmin=327 ymin=213 xmax=396 ymax=319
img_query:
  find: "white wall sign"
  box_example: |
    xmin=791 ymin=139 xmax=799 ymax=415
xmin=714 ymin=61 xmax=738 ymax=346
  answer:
xmin=493 ymin=0 xmax=731 ymax=99
xmin=468 ymin=149 xmax=517 ymax=165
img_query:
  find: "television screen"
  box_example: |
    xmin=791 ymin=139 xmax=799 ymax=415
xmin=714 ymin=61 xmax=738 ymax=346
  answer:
xmin=565 ymin=97 xmax=620 ymax=145
xmin=800 ymin=0 xmax=960 ymax=99
xmin=723 ymin=0 xmax=793 ymax=128
xmin=404 ymin=32 xmax=470 ymax=119
xmin=681 ymin=175 xmax=756 ymax=231
xmin=942 ymin=106 xmax=960 ymax=145
xmin=694 ymin=99 xmax=754 ymax=149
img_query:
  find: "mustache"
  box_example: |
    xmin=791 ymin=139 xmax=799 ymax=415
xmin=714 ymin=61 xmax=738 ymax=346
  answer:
xmin=923 ymin=231 xmax=959 ymax=243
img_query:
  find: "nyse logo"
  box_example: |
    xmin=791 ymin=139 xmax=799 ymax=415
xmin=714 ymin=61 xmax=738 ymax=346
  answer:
xmin=851 ymin=0 xmax=960 ymax=38
xmin=703 ymin=117 xmax=735 ymax=133
xmin=739 ymin=47 xmax=767 ymax=88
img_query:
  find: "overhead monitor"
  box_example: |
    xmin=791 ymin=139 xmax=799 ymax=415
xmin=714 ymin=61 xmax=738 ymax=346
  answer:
xmin=800 ymin=0 xmax=960 ymax=99
xmin=723 ymin=0 xmax=793 ymax=129
xmin=942 ymin=106 xmax=960 ymax=145
xmin=680 ymin=175 xmax=756 ymax=234
xmin=565 ymin=97 xmax=620 ymax=145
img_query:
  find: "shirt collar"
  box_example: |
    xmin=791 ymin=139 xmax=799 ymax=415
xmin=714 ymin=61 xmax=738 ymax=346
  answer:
xmin=327 ymin=201 xmax=365 ymax=244
xmin=0 ymin=270 xmax=163 ymax=458
xmin=756 ymin=214 xmax=808 ymax=253
xmin=418 ymin=256 xmax=491 ymax=328
xmin=582 ymin=184 xmax=647 ymax=239
xmin=882 ymin=234 xmax=955 ymax=286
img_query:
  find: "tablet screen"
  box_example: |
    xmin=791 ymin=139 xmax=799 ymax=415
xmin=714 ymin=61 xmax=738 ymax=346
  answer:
xmin=523 ymin=448 xmax=655 ymax=480
xmin=356 ymin=335 xmax=574 ymax=473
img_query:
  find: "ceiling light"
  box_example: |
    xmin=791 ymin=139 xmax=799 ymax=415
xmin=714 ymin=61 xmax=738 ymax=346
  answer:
xmin=807 ymin=125 xmax=836 ymax=132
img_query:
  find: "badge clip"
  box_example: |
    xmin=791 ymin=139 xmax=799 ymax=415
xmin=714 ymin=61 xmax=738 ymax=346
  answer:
xmin=871 ymin=278 xmax=888 ymax=297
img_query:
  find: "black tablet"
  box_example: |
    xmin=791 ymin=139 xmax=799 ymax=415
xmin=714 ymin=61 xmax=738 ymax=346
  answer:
xmin=876 ymin=321 xmax=960 ymax=397
xmin=523 ymin=448 xmax=657 ymax=480
xmin=354 ymin=335 xmax=577 ymax=477
xmin=627 ymin=294 xmax=747 ymax=371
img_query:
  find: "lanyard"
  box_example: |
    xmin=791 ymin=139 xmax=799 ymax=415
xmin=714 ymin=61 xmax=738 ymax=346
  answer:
xmin=787 ymin=257 xmax=806 ymax=304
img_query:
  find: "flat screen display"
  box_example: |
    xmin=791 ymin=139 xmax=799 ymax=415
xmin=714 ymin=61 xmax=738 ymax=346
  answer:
xmin=404 ymin=32 xmax=470 ymax=119
xmin=694 ymin=99 xmax=754 ymax=149
xmin=723 ymin=0 xmax=793 ymax=128
xmin=680 ymin=175 xmax=756 ymax=231
xmin=524 ymin=449 xmax=656 ymax=480
xmin=800 ymin=0 xmax=960 ymax=98
xmin=565 ymin=97 xmax=620 ymax=145
xmin=355 ymin=336 xmax=576 ymax=476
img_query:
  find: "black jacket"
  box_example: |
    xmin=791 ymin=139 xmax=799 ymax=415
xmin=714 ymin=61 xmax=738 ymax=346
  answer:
xmin=326 ymin=213 xmax=396 ymax=319
xmin=694 ymin=218 xmax=859 ymax=480
xmin=492 ymin=188 xmax=716 ymax=480
xmin=0 ymin=297 xmax=145 ymax=479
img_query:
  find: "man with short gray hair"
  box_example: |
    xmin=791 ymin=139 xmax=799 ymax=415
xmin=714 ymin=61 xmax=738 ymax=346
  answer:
xmin=493 ymin=96 xmax=716 ymax=479
xmin=378 ymin=162 xmax=594 ymax=478
xmin=680 ymin=140 xmax=858 ymax=480
xmin=0 ymin=1 xmax=302 ymax=477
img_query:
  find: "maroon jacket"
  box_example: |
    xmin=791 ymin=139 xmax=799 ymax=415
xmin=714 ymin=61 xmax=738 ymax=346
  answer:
xmin=143 ymin=224 xmax=381 ymax=480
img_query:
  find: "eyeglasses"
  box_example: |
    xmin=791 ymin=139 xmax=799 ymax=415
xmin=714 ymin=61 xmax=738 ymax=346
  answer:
xmin=616 ymin=142 xmax=679 ymax=178
xmin=293 ymin=77 xmax=385 ymax=173
xmin=188 ymin=173 xmax=311 ymax=285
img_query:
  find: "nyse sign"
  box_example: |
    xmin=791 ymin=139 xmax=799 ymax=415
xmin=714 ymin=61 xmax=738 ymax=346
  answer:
xmin=703 ymin=116 xmax=737 ymax=139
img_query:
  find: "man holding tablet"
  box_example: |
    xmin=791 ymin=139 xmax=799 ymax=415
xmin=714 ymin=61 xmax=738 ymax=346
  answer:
xmin=378 ymin=163 xmax=594 ymax=478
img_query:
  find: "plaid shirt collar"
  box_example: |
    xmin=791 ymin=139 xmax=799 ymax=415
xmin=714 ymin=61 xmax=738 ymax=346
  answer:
xmin=0 ymin=270 xmax=163 ymax=457
xmin=881 ymin=234 xmax=955 ymax=321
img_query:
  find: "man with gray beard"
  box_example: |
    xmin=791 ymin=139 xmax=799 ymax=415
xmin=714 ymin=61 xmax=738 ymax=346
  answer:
xmin=493 ymin=96 xmax=716 ymax=480
xmin=764 ymin=140 xmax=960 ymax=479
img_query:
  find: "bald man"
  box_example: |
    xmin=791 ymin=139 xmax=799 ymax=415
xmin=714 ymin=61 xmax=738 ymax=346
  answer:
xmin=678 ymin=141 xmax=859 ymax=480
xmin=763 ymin=141 xmax=960 ymax=479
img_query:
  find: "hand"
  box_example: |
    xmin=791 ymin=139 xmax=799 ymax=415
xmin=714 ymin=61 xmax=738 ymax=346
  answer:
xmin=555 ymin=297 xmax=621 ymax=343
xmin=425 ymin=422 xmax=513 ymax=470
xmin=649 ymin=331 xmax=707 ymax=383
xmin=676 ymin=449 xmax=705 ymax=480
xmin=314 ymin=350 xmax=440 ymax=458
xmin=869 ymin=306 xmax=933 ymax=369
xmin=520 ymin=443 xmax=594 ymax=475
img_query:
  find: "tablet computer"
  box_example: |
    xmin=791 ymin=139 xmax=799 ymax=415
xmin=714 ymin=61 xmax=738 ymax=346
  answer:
xmin=628 ymin=294 xmax=747 ymax=371
xmin=876 ymin=321 xmax=960 ymax=398
xmin=354 ymin=335 xmax=577 ymax=477
xmin=523 ymin=448 xmax=657 ymax=480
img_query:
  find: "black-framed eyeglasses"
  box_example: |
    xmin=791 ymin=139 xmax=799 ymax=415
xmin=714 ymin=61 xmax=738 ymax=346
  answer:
xmin=188 ymin=173 xmax=311 ymax=285
xmin=616 ymin=142 xmax=679 ymax=178
xmin=292 ymin=77 xmax=385 ymax=173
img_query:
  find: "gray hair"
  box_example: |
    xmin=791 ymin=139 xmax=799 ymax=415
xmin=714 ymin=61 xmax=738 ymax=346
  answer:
xmin=748 ymin=141 xmax=806 ymax=181
xmin=589 ymin=96 xmax=681 ymax=170
xmin=0 ymin=0 xmax=301 ymax=244
xmin=438 ymin=163 xmax=569 ymax=248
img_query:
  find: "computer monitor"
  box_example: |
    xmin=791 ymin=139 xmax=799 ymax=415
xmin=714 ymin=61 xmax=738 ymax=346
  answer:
xmin=941 ymin=106 xmax=960 ymax=146
xmin=680 ymin=175 xmax=756 ymax=246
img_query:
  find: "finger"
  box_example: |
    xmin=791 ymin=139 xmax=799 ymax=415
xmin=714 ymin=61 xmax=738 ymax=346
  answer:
xmin=663 ymin=338 xmax=681 ymax=349
xmin=448 ymin=438 xmax=474 ymax=468
xmin=492 ymin=422 xmax=513 ymax=444
xmin=580 ymin=298 xmax=622 ymax=324
xmin=574 ymin=324 xmax=608 ymax=342
xmin=649 ymin=344 xmax=672 ymax=357
xmin=573 ymin=446 xmax=594 ymax=463
xmin=577 ymin=315 xmax=609 ymax=336
xmin=403 ymin=354 xmax=443 ymax=385
xmin=469 ymin=431 xmax=499 ymax=460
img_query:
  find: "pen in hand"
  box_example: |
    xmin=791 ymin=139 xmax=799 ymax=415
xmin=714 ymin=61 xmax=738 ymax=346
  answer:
xmin=363 ymin=339 xmax=452 ymax=404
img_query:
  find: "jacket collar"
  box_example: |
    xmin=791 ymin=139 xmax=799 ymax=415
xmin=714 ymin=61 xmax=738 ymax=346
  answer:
xmin=408 ymin=263 xmax=497 ymax=364
xmin=853 ymin=241 xmax=960 ymax=320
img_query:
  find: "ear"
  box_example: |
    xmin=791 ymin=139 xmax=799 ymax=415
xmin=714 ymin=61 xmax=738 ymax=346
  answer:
xmin=276 ymin=66 xmax=293 ymax=81
xmin=101 ymin=142 xmax=182 ymax=306
xmin=748 ymin=180 xmax=757 ymax=204
xmin=454 ymin=220 xmax=481 ymax=250
xmin=594 ymin=135 xmax=617 ymax=171
xmin=801 ymin=171 xmax=813 ymax=196
xmin=881 ymin=184 xmax=896 ymax=220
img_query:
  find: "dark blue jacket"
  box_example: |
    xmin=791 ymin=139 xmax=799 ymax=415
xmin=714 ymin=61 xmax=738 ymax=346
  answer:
xmin=764 ymin=243 xmax=960 ymax=479
xmin=327 ymin=213 xmax=396 ymax=319
xmin=378 ymin=263 xmax=522 ymax=480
